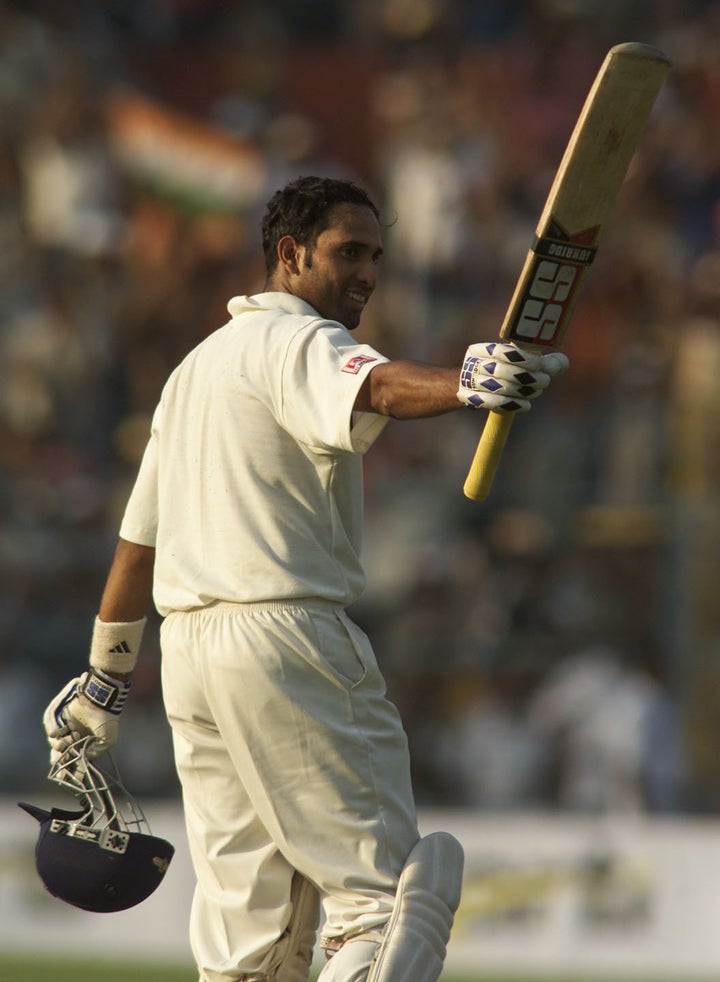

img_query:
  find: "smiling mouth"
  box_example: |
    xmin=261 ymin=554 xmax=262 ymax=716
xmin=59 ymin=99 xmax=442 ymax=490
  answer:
xmin=348 ymin=292 xmax=369 ymax=306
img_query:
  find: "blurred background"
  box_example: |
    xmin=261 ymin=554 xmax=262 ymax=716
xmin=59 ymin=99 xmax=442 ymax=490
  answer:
xmin=2 ymin=0 xmax=720 ymax=829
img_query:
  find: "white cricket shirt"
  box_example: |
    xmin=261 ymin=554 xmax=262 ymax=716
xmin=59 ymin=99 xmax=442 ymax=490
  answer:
xmin=119 ymin=293 xmax=390 ymax=615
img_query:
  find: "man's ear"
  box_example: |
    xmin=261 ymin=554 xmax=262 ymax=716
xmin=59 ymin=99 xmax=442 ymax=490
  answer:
xmin=277 ymin=235 xmax=302 ymax=275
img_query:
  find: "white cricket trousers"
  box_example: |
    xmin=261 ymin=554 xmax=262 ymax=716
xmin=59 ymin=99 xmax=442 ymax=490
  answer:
xmin=160 ymin=600 xmax=420 ymax=981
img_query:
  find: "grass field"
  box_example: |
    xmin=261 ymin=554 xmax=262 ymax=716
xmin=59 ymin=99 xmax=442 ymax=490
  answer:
xmin=0 ymin=957 xmax=476 ymax=982
xmin=1 ymin=957 xmax=195 ymax=982
xmin=0 ymin=955 xmax=687 ymax=982
xmin=1 ymin=958 xmax=195 ymax=982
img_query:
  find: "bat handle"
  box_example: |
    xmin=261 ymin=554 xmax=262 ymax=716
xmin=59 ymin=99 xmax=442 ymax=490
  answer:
xmin=462 ymin=410 xmax=515 ymax=501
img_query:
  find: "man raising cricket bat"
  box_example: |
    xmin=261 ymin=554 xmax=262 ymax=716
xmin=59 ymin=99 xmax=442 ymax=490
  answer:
xmin=40 ymin=42 xmax=666 ymax=982
xmin=40 ymin=177 xmax=564 ymax=982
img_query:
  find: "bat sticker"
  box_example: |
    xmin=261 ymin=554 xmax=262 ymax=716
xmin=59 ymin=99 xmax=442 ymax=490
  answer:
xmin=508 ymin=219 xmax=601 ymax=347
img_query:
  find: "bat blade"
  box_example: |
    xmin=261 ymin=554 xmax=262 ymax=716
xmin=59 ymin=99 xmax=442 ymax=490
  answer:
xmin=463 ymin=42 xmax=671 ymax=502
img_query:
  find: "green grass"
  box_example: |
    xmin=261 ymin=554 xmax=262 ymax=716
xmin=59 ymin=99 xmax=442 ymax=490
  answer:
xmin=0 ymin=957 xmax=196 ymax=982
xmin=0 ymin=955 xmax=708 ymax=982
xmin=0 ymin=956 xmax=481 ymax=982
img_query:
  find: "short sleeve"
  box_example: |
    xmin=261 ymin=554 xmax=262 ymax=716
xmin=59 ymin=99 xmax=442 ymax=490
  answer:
xmin=119 ymin=422 xmax=159 ymax=546
xmin=277 ymin=322 xmax=389 ymax=453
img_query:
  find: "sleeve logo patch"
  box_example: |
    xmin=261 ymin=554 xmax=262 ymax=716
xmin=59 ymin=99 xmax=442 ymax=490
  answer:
xmin=342 ymin=354 xmax=377 ymax=374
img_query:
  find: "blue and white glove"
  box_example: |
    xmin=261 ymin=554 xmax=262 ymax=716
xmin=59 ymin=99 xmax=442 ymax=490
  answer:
xmin=457 ymin=342 xmax=569 ymax=412
xmin=43 ymin=669 xmax=131 ymax=762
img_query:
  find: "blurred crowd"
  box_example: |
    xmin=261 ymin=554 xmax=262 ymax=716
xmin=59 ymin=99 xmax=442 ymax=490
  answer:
xmin=2 ymin=0 xmax=720 ymax=815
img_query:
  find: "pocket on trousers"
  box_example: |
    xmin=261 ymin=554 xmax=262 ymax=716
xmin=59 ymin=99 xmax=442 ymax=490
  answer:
xmin=309 ymin=607 xmax=368 ymax=690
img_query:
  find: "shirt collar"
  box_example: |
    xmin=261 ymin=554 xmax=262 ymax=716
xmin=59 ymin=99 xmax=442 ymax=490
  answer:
xmin=227 ymin=292 xmax=321 ymax=319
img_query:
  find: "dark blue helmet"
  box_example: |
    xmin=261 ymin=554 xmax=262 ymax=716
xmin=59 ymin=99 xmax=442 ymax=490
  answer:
xmin=19 ymin=737 xmax=174 ymax=913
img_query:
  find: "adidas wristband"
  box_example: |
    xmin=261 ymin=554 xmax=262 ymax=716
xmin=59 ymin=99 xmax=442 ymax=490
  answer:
xmin=89 ymin=616 xmax=147 ymax=674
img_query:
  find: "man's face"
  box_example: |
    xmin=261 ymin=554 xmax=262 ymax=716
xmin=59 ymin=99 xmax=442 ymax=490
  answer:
xmin=292 ymin=204 xmax=383 ymax=330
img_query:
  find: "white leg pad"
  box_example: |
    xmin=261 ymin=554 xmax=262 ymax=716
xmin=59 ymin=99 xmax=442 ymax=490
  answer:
xmin=366 ymin=832 xmax=464 ymax=982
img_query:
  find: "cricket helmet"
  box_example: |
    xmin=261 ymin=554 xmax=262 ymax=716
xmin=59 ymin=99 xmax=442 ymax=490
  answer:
xmin=19 ymin=736 xmax=174 ymax=912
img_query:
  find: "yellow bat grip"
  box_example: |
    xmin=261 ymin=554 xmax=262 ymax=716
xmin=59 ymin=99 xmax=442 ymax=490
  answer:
xmin=462 ymin=410 xmax=515 ymax=501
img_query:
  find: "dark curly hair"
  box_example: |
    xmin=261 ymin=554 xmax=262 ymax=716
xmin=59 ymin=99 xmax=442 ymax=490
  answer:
xmin=261 ymin=176 xmax=380 ymax=274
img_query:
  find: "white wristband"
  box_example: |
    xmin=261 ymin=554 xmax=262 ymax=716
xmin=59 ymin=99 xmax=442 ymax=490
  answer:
xmin=89 ymin=616 xmax=147 ymax=674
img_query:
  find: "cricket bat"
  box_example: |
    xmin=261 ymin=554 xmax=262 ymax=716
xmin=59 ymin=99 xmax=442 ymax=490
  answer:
xmin=463 ymin=42 xmax=671 ymax=502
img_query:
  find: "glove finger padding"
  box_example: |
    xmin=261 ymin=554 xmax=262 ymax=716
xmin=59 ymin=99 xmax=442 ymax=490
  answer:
xmin=457 ymin=342 xmax=569 ymax=412
xmin=539 ymin=351 xmax=570 ymax=377
xmin=43 ymin=678 xmax=83 ymax=749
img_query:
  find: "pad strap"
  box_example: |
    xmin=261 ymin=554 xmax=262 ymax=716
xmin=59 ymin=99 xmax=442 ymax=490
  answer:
xmin=89 ymin=616 xmax=146 ymax=674
xmin=80 ymin=667 xmax=131 ymax=715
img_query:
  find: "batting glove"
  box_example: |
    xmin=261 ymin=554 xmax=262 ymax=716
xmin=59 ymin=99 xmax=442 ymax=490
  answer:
xmin=43 ymin=668 xmax=131 ymax=762
xmin=457 ymin=342 xmax=569 ymax=412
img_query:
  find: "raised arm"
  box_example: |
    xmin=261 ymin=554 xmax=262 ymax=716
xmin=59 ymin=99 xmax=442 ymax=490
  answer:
xmin=354 ymin=361 xmax=461 ymax=419
xmin=354 ymin=346 xmax=569 ymax=420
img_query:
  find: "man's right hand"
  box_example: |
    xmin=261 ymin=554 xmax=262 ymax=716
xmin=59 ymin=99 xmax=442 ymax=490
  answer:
xmin=457 ymin=342 xmax=569 ymax=412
